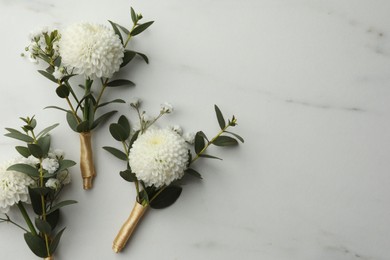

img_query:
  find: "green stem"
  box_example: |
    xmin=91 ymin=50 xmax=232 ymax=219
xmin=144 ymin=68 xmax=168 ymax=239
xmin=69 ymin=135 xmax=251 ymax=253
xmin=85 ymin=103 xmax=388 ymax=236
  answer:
xmin=0 ymin=214 xmax=29 ymax=232
xmin=124 ymin=24 xmax=137 ymax=48
xmin=94 ymin=78 xmax=109 ymax=112
xmin=66 ymin=97 xmax=81 ymax=124
xmin=38 ymin=159 xmax=51 ymax=257
xmin=191 ymin=124 xmax=232 ymax=164
xmin=17 ymin=203 xmax=37 ymax=235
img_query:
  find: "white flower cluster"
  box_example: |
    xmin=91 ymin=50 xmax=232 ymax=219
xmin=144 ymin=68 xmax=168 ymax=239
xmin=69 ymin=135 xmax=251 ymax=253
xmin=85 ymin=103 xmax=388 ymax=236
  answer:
xmin=0 ymin=161 xmax=34 ymax=214
xmin=129 ymin=128 xmax=189 ymax=187
xmin=59 ymin=22 xmax=124 ymax=78
xmin=26 ymin=27 xmax=60 ymax=64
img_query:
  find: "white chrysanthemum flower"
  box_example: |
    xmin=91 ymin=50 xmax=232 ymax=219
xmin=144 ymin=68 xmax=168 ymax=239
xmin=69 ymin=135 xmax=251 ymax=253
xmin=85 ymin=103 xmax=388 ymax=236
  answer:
xmin=129 ymin=128 xmax=189 ymax=187
xmin=41 ymin=158 xmax=59 ymax=174
xmin=57 ymin=170 xmax=71 ymax=185
xmin=59 ymin=22 xmax=124 ymax=78
xmin=0 ymin=163 xmax=34 ymax=213
xmin=160 ymin=102 xmax=173 ymax=113
xmin=45 ymin=178 xmax=61 ymax=190
xmin=183 ymin=132 xmax=196 ymax=144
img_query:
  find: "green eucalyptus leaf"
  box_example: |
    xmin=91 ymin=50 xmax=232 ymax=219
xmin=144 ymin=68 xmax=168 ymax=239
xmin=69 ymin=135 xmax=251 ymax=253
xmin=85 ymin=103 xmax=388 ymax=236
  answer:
xmin=24 ymin=232 xmax=48 ymax=258
xmin=5 ymin=127 xmax=21 ymax=134
xmin=119 ymin=169 xmax=137 ymax=182
xmin=129 ymin=130 xmax=140 ymax=149
xmin=213 ymin=135 xmax=238 ymax=146
xmin=8 ymin=163 xmax=39 ymax=177
xmin=199 ymin=154 xmax=222 ymax=160
xmin=185 ymin=168 xmax=203 ymax=179
xmin=37 ymin=135 xmax=51 ymax=156
xmin=106 ymin=79 xmax=135 ymax=87
xmin=44 ymin=106 xmax=68 ymax=113
xmin=194 ymin=132 xmax=205 ymax=154
xmin=36 ymin=123 xmax=59 ymax=138
xmin=130 ymin=21 xmax=154 ymax=36
xmin=56 ymin=160 xmax=76 ymax=173
xmin=15 ymin=146 xmax=31 ymax=158
xmin=76 ymin=121 xmax=90 ymax=133
xmin=150 ymin=185 xmax=182 ymax=209
xmin=28 ymin=143 xmax=43 ymax=158
xmin=120 ymin=50 xmax=136 ymax=67
xmin=118 ymin=115 xmax=130 ymax=135
xmin=60 ymin=74 xmax=77 ymax=83
xmin=4 ymin=132 xmax=34 ymax=143
xmin=46 ymin=209 xmax=60 ymax=230
xmin=29 ymin=188 xmax=44 ymax=215
xmin=214 ymin=105 xmax=226 ymax=129
xmin=130 ymin=7 xmax=137 ymax=23
xmin=49 ymin=228 xmax=66 ymax=254
xmin=108 ymin=20 xmax=123 ymax=44
xmin=136 ymin=51 xmax=149 ymax=64
xmin=225 ymin=131 xmax=244 ymax=143
xmin=56 ymin=85 xmax=70 ymax=98
xmin=47 ymin=200 xmax=77 ymax=215
xmin=35 ymin=218 xmax=52 ymax=235
xmin=66 ymin=111 xmax=79 ymax=132
xmin=109 ymin=123 xmax=128 ymax=141
xmin=91 ymin=110 xmax=117 ymax=130
xmin=96 ymin=99 xmax=126 ymax=109
xmin=116 ymin=23 xmax=130 ymax=35
xmin=103 ymin=146 xmax=128 ymax=161
xmin=38 ymin=70 xmax=57 ymax=83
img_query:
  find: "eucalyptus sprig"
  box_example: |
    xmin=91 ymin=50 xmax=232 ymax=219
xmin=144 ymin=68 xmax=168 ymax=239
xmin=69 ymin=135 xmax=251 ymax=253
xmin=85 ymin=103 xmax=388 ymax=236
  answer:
xmin=1 ymin=117 xmax=76 ymax=259
xmin=104 ymin=102 xmax=243 ymax=253
xmin=24 ymin=6 xmax=153 ymax=189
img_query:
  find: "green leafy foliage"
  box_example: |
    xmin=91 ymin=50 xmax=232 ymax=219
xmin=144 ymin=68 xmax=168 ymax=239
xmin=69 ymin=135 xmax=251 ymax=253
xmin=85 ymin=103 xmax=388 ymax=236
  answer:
xmin=150 ymin=185 xmax=182 ymax=209
xmin=24 ymin=233 xmax=48 ymax=258
xmin=28 ymin=143 xmax=43 ymax=158
xmin=7 ymin=164 xmax=39 ymax=177
xmin=4 ymin=131 xmax=34 ymax=143
xmin=96 ymin=99 xmax=126 ymax=109
xmin=15 ymin=146 xmax=31 ymax=158
xmin=46 ymin=210 xmax=60 ymax=230
xmin=49 ymin=228 xmax=66 ymax=254
xmin=47 ymin=200 xmax=77 ymax=215
xmin=66 ymin=111 xmax=79 ymax=132
xmin=199 ymin=154 xmax=222 ymax=160
xmin=109 ymin=123 xmax=129 ymax=141
xmin=214 ymin=105 xmax=226 ymax=129
xmin=76 ymin=120 xmax=90 ymax=133
xmin=103 ymin=146 xmax=128 ymax=161
xmin=91 ymin=110 xmax=117 ymax=130
xmin=131 ymin=21 xmax=154 ymax=36
xmin=29 ymin=188 xmax=44 ymax=215
xmin=194 ymin=132 xmax=205 ymax=154
xmin=38 ymin=70 xmax=57 ymax=83
xmin=37 ymin=135 xmax=51 ymax=156
xmin=55 ymin=85 xmax=70 ymax=98
xmin=213 ymin=136 xmax=239 ymax=146
xmin=106 ymin=79 xmax=135 ymax=87
xmin=225 ymin=131 xmax=244 ymax=143
xmin=120 ymin=169 xmax=137 ymax=182
xmin=121 ymin=50 xmax=136 ymax=67
xmin=35 ymin=218 xmax=52 ymax=235
xmin=36 ymin=123 xmax=59 ymax=138
xmin=185 ymin=168 xmax=202 ymax=179
xmin=108 ymin=20 xmax=123 ymax=44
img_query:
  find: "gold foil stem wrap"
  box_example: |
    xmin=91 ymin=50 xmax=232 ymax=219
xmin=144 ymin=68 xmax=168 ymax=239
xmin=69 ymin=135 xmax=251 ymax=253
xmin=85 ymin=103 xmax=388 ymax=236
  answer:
xmin=44 ymin=256 xmax=54 ymax=260
xmin=112 ymin=202 xmax=148 ymax=253
xmin=79 ymin=132 xmax=96 ymax=190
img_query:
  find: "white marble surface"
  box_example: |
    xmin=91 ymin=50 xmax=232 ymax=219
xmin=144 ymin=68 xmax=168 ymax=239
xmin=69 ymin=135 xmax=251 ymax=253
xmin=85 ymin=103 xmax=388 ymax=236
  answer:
xmin=1 ymin=0 xmax=390 ymax=259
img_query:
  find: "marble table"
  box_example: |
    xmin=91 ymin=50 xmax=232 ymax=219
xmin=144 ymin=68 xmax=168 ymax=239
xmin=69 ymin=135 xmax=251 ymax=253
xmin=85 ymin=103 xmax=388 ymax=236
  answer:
xmin=0 ymin=0 xmax=389 ymax=259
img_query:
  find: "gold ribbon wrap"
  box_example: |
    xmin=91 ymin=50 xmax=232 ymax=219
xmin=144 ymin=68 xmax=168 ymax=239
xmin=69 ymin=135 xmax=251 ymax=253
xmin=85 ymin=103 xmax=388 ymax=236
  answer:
xmin=44 ymin=256 xmax=54 ymax=260
xmin=79 ymin=132 xmax=96 ymax=190
xmin=112 ymin=202 xmax=148 ymax=253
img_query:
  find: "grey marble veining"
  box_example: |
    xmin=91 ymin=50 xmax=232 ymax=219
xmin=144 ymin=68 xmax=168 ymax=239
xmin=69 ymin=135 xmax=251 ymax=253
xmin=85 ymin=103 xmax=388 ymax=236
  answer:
xmin=0 ymin=0 xmax=390 ymax=259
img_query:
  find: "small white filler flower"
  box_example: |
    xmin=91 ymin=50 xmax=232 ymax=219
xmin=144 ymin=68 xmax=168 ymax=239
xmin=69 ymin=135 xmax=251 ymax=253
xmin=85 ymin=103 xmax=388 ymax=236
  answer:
xmin=59 ymin=22 xmax=124 ymax=78
xmin=41 ymin=158 xmax=59 ymax=174
xmin=129 ymin=128 xmax=189 ymax=187
xmin=45 ymin=178 xmax=61 ymax=190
